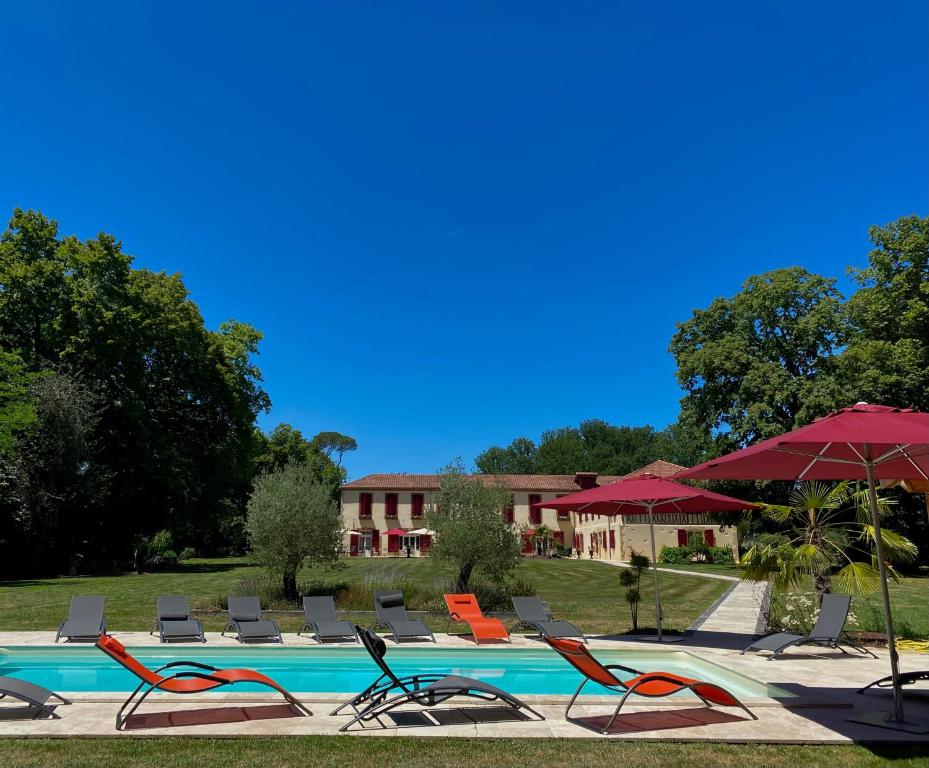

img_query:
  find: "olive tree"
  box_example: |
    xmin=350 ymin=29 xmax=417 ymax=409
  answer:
xmin=427 ymin=460 xmax=522 ymax=592
xmin=246 ymin=462 xmax=342 ymax=599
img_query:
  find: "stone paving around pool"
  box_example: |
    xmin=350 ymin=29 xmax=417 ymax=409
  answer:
xmin=0 ymin=630 xmax=927 ymax=742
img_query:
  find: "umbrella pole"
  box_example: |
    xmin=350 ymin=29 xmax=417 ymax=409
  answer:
xmin=647 ymin=504 xmax=662 ymax=641
xmin=864 ymin=455 xmax=905 ymax=724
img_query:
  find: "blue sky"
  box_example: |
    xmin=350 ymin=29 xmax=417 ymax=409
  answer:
xmin=2 ymin=2 xmax=926 ymax=479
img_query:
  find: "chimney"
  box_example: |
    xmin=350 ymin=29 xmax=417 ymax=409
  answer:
xmin=573 ymin=472 xmax=599 ymax=490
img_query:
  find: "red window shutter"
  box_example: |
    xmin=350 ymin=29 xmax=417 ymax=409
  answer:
xmin=554 ymin=531 xmax=564 ymax=545
xmin=411 ymin=494 xmax=424 ymax=519
xmin=609 ymin=530 xmax=615 ymax=550
xmin=419 ymin=534 xmax=431 ymax=551
xmin=387 ymin=533 xmax=400 ymax=553
xmin=360 ymin=493 xmax=372 ymax=518
xmin=385 ymin=493 xmax=398 ymax=518
xmin=371 ymin=529 xmax=380 ymax=553
xmin=349 ymin=532 xmax=358 ymax=556
xmin=677 ymin=529 xmax=688 ymax=547
xmin=704 ymin=529 xmax=716 ymax=547
xmin=504 ymin=503 xmax=514 ymax=524
xmin=528 ymin=495 xmax=542 ymax=525
xmin=521 ymin=532 xmax=534 ymax=554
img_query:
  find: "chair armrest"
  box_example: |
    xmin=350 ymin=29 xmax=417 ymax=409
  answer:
xmin=605 ymin=663 xmax=644 ymax=676
xmin=155 ymin=660 xmax=218 ymax=674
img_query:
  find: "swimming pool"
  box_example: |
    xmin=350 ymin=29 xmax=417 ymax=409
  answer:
xmin=0 ymin=646 xmax=790 ymax=699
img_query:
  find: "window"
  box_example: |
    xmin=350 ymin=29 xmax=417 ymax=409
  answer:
xmin=385 ymin=493 xmax=398 ymax=518
xmin=503 ymin=499 xmax=515 ymax=524
xmin=676 ymin=529 xmax=687 ymax=547
xmin=704 ymin=529 xmax=716 ymax=547
xmin=359 ymin=493 xmax=373 ymax=518
xmin=528 ymin=494 xmax=542 ymax=525
xmin=557 ymin=509 xmax=570 ymax=521
xmin=411 ymin=493 xmax=424 ymax=519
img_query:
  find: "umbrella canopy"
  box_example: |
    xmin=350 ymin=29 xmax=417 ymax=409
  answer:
xmin=384 ymin=528 xmax=407 ymax=536
xmin=407 ymin=528 xmax=435 ymax=536
xmin=675 ymin=402 xmax=929 ymax=732
xmin=675 ymin=403 xmax=929 ymax=482
xmin=533 ymin=474 xmax=758 ymax=640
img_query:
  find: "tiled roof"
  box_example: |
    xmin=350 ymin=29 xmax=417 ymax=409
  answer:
xmin=617 ymin=459 xmax=687 ymax=480
xmin=341 ymin=460 xmax=686 ymax=492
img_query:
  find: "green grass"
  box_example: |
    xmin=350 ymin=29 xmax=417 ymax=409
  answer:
xmin=0 ymin=738 xmax=925 ymax=768
xmin=0 ymin=557 xmax=730 ymax=636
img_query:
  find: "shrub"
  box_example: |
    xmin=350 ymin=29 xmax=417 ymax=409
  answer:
xmin=658 ymin=546 xmax=690 ymax=564
xmin=709 ymin=546 xmax=735 ymax=564
xmin=179 ymin=547 xmax=196 ymax=562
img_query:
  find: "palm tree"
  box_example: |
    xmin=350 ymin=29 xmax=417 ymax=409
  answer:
xmin=742 ymin=481 xmax=917 ymax=601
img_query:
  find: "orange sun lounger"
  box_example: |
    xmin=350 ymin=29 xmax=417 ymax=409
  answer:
xmin=95 ymin=634 xmax=311 ymax=729
xmin=545 ymin=636 xmax=756 ymax=733
xmin=443 ymin=594 xmax=510 ymax=644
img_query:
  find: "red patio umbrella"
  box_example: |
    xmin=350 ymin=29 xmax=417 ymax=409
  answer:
xmin=532 ymin=474 xmax=759 ymax=641
xmin=675 ymin=402 xmax=929 ymax=733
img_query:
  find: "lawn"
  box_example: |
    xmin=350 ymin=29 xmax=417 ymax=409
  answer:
xmin=0 ymin=557 xmax=730 ymax=636
xmin=0 ymin=738 xmax=926 ymax=768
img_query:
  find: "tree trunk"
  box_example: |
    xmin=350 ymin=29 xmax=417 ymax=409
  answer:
xmin=456 ymin=562 xmax=474 ymax=592
xmin=813 ymin=571 xmax=831 ymax=604
xmin=282 ymin=571 xmax=298 ymax=601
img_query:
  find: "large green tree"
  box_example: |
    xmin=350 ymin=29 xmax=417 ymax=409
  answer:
xmin=669 ymin=267 xmax=847 ymax=449
xmin=0 ymin=208 xmax=270 ymax=574
xmin=840 ymin=215 xmax=929 ymax=411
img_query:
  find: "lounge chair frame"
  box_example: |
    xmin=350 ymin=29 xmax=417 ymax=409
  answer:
xmin=443 ymin=594 xmax=510 ymax=644
xmin=510 ymin=596 xmax=587 ymax=642
xmin=150 ymin=596 xmax=206 ymax=643
xmin=96 ymin=634 xmax=310 ymax=729
xmin=298 ymin=596 xmax=359 ymax=644
xmin=0 ymin=677 xmax=70 ymax=719
xmin=546 ymin=637 xmax=756 ymax=734
xmin=222 ymin=596 xmax=283 ymax=644
xmin=859 ymin=670 xmax=929 ymax=695
xmin=331 ymin=627 xmax=543 ymax=731
xmin=372 ymin=590 xmax=436 ymax=643
xmin=742 ymin=594 xmax=877 ymax=660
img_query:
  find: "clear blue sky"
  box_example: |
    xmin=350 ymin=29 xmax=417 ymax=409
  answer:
xmin=2 ymin=2 xmax=926 ymax=479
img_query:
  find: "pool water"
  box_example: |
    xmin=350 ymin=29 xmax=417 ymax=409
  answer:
xmin=0 ymin=646 xmax=789 ymax=699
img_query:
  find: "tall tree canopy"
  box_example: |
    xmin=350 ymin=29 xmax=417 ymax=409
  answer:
xmin=0 ymin=209 xmax=270 ymax=575
xmin=475 ymin=419 xmax=702 ymax=475
xmin=840 ymin=215 xmax=929 ymax=411
xmin=254 ymin=423 xmax=346 ymax=492
xmin=669 ymin=267 xmax=846 ymax=449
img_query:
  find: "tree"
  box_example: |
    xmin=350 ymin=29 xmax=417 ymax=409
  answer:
xmin=310 ymin=431 xmax=358 ymax=465
xmin=427 ymin=460 xmax=522 ymax=591
xmin=669 ymin=267 xmax=847 ymax=449
xmin=475 ymin=437 xmax=538 ymax=474
xmin=254 ymin=424 xmax=345 ymax=492
xmin=840 ymin=215 xmax=929 ymax=411
xmin=618 ymin=551 xmax=650 ymax=630
xmin=0 ymin=350 xmax=38 ymax=455
xmin=741 ymin=481 xmax=917 ymax=600
xmin=246 ymin=463 xmax=343 ymax=599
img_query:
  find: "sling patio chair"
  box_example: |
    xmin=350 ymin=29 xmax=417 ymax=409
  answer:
xmin=222 ymin=596 xmax=283 ymax=644
xmin=331 ymin=627 xmax=543 ymax=731
xmin=545 ymin=636 xmax=756 ymax=734
xmin=373 ymin=590 xmax=435 ymax=643
xmin=55 ymin=596 xmax=106 ymax=643
xmin=151 ymin=596 xmax=206 ymax=643
xmin=443 ymin=594 xmax=510 ymax=644
xmin=95 ymin=633 xmax=311 ymax=729
xmin=298 ymin=596 xmax=359 ymax=644
xmin=742 ymin=593 xmax=876 ymax=660
xmin=859 ymin=670 xmax=929 ymax=696
xmin=0 ymin=676 xmax=70 ymax=719
xmin=511 ymin=596 xmax=586 ymax=642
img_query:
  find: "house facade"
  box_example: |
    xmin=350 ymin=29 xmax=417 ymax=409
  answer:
xmin=339 ymin=460 xmax=739 ymax=561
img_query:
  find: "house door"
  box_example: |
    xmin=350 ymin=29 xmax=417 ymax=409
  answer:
xmin=400 ymin=534 xmax=420 ymax=555
xmin=358 ymin=531 xmax=373 ymax=555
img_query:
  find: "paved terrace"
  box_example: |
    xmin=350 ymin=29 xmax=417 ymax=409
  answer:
xmin=0 ymin=629 xmax=926 ymax=742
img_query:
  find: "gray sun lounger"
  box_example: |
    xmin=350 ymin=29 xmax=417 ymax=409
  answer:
xmin=0 ymin=676 xmax=70 ymax=719
xmin=742 ymin=593 xmax=876 ymax=660
xmin=373 ymin=590 xmax=435 ymax=643
xmin=331 ymin=627 xmax=543 ymax=731
xmin=55 ymin=596 xmax=106 ymax=643
xmin=859 ymin=670 xmax=929 ymax=695
xmin=223 ymin=596 xmax=283 ymax=643
xmin=298 ymin=596 xmax=359 ymax=644
xmin=511 ymin=596 xmax=587 ymax=642
xmin=151 ymin=596 xmax=205 ymax=643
